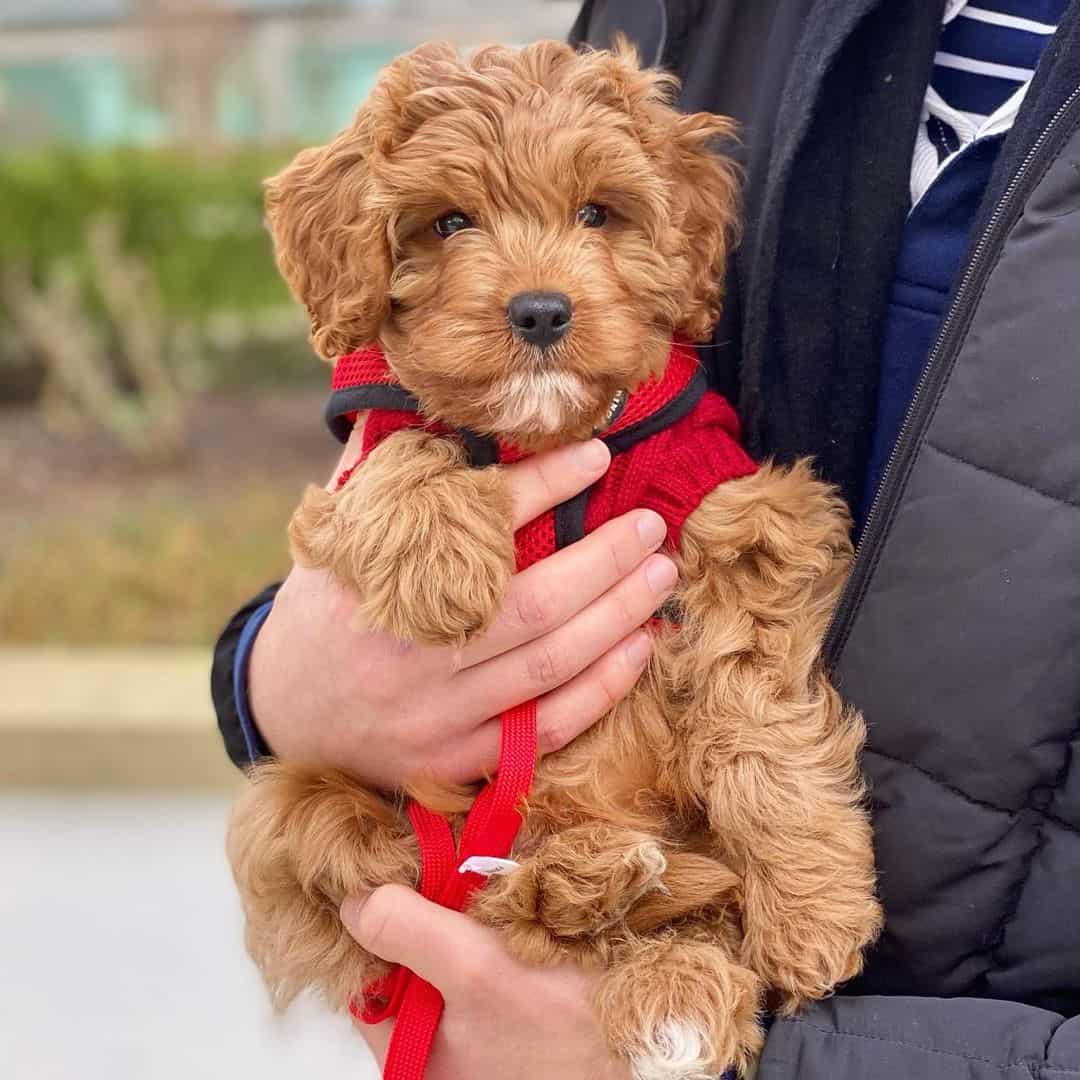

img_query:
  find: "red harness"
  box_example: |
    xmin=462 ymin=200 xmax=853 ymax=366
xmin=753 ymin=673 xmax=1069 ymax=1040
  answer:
xmin=326 ymin=338 xmax=756 ymax=1080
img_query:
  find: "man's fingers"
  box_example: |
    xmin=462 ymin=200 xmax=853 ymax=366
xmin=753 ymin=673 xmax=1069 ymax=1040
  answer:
xmin=459 ymin=509 xmax=668 ymax=669
xmin=534 ymin=628 xmax=654 ymax=755
xmin=340 ymin=885 xmax=502 ymax=998
xmin=444 ymin=628 xmax=654 ymax=781
xmin=504 ymin=440 xmax=610 ymax=531
xmin=454 ymin=553 xmax=676 ymax=722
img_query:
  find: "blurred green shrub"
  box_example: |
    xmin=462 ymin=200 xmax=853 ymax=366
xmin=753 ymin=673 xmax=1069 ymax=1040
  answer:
xmin=0 ymin=145 xmax=316 ymax=400
xmin=0 ymin=145 xmax=286 ymax=315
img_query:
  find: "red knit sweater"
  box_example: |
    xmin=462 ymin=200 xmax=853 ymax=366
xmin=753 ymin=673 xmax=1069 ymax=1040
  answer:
xmin=327 ymin=338 xmax=757 ymax=571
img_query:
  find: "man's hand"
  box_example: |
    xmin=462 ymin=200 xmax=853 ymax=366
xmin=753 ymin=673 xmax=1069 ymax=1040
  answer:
xmin=250 ymin=438 xmax=677 ymax=790
xmin=340 ymin=886 xmax=631 ymax=1080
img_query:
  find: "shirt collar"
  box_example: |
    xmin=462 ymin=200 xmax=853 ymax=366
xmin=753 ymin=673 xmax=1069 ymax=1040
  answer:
xmin=943 ymin=0 xmax=968 ymax=23
xmin=923 ymin=80 xmax=1032 ymax=144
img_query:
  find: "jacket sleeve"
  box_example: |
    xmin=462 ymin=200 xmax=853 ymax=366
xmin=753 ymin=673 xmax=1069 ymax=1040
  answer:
xmin=210 ymin=583 xmax=281 ymax=769
xmin=759 ymin=996 xmax=1080 ymax=1079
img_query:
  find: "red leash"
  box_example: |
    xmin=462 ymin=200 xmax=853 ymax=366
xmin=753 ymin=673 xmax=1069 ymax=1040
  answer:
xmin=353 ymin=699 xmax=537 ymax=1080
xmin=334 ymin=456 xmax=537 ymax=1077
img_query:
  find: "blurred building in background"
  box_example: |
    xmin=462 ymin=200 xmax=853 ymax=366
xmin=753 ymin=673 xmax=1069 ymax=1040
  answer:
xmin=0 ymin=0 xmax=577 ymax=146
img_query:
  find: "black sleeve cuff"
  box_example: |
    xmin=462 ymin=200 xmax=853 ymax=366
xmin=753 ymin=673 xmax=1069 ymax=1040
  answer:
xmin=211 ymin=582 xmax=282 ymax=770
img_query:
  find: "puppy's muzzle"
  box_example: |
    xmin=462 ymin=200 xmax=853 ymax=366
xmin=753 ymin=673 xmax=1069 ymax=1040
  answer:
xmin=507 ymin=291 xmax=572 ymax=349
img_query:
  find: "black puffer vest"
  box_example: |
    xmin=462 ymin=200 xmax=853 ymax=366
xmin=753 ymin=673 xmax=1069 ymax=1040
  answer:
xmin=577 ymin=0 xmax=1080 ymax=1016
xmin=827 ymin=44 xmax=1080 ymax=1019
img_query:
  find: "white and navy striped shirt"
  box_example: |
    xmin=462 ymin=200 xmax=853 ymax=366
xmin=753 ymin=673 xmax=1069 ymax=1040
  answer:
xmin=910 ymin=0 xmax=1068 ymax=204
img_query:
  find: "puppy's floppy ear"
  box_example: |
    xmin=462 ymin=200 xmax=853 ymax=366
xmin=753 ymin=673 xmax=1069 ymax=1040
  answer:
xmin=265 ymin=116 xmax=392 ymax=361
xmin=665 ymin=111 xmax=741 ymax=343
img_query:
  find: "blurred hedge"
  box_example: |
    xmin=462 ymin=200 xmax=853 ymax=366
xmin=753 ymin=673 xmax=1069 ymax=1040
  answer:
xmin=0 ymin=146 xmax=319 ymax=397
xmin=0 ymin=487 xmax=296 ymax=646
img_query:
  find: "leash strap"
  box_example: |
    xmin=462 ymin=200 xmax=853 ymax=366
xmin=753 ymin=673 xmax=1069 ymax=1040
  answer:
xmin=358 ymin=699 xmax=537 ymax=1080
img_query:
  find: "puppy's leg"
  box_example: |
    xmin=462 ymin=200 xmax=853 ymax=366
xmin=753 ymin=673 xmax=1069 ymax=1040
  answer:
xmin=470 ymin=824 xmax=667 ymax=965
xmin=596 ymin=935 xmax=764 ymax=1080
xmin=226 ymin=761 xmax=418 ymax=1011
xmin=470 ymin=823 xmax=739 ymax=966
xmin=670 ymin=462 xmax=882 ymax=1012
xmin=289 ymin=429 xmax=515 ymax=645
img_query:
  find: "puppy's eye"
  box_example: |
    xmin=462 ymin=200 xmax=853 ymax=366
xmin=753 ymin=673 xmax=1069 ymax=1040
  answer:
xmin=576 ymin=203 xmax=608 ymax=228
xmin=434 ymin=211 xmax=474 ymax=238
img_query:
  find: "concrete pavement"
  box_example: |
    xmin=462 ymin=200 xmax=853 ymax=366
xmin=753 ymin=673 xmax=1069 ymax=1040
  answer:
xmin=0 ymin=792 xmax=378 ymax=1080
xmin=0 ymin=649 xmax=378 ymax=1078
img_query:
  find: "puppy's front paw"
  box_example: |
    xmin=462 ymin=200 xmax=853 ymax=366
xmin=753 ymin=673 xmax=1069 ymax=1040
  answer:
xmin=290 ymin=431 xmax=515 ymax=645
xmin=471 ymin=826 xmax=670 ymax=965
xmin=352 ymin=470 xmax=513 ymax=644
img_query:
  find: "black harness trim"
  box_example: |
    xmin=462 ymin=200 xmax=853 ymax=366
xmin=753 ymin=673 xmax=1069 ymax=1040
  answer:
xmin=325 ymin=385 xmax=421 ymax=444
xmin=326 ymin=386 xmax=499 ymax=468
xmin=553 ymin=488 xmax=591 ymax=552
xmin=601 ymin=367 xmax=708 ymax=457
xmin=459 ymin=430 xmax=500 ymax=468
xmin=548 ymin=368 xmax=709 ymax=552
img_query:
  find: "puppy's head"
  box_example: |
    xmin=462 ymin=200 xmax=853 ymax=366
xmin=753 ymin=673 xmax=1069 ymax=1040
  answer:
xmin=267 ymin=40 xmax=738 ymax=448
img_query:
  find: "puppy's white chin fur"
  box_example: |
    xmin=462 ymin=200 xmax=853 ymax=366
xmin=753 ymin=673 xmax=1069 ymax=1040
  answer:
xmin=483 ymin=370 xmax=591 ymax=436
xmin=631 ymin=1020 xmax=719 ymax=1080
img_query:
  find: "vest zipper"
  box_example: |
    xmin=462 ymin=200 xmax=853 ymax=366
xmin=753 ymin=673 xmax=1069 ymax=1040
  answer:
xmin=823 ymin=83 xmax=1080 ymax=670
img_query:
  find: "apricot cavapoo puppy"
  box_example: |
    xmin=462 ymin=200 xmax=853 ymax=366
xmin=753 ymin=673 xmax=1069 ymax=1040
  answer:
xmin=227 ymin=40 xmax=881 ymax=1079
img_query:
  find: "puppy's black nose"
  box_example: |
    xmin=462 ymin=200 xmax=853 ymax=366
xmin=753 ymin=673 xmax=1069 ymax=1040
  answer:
xmin=507 ymin=291 xmax=572 ymax=349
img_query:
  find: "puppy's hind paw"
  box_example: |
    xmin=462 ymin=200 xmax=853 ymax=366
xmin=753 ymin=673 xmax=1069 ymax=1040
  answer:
xmin=631 ymin=1020 xmax=718 ymax=1080
xmin=597 ymin=938 xmax=763 ymax=1080
xmin=471 ymin=828 xmax=671 ymax=965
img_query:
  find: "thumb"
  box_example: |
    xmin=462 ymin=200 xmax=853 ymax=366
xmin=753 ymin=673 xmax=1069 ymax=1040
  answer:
xmin=341 ymin=884 xmax=502 ymax=998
